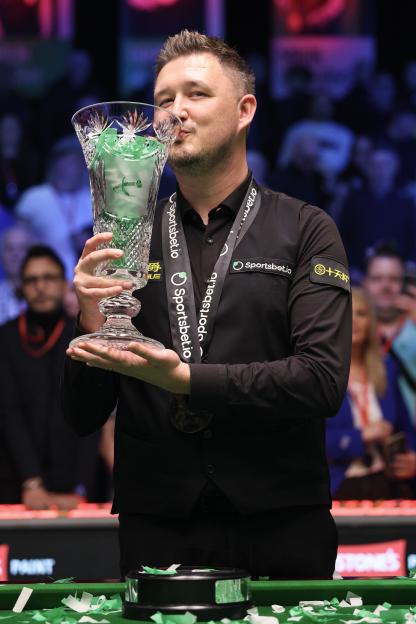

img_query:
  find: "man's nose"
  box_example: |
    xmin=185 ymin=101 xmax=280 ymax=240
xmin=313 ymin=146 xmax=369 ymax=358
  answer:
xmin=171 ymin=97 xmax=189 ymax=121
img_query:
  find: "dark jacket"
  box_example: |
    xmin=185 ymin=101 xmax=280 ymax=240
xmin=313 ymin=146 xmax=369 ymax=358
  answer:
xmin=326 ymin=355 xmax=416 ymax=494
xmin=0 ymin=312 xmax=99 ymax=499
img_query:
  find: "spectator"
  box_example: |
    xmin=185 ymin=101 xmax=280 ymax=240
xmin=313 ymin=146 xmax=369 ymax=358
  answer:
xmin=0 ymin=244 xmax=99 ymax=507
xmin=15 ymin=137 xmax=92 ymax=279
xmin=328 ymin=135 xmax=373 ymax=223
xmin=365 ymin=72 xmax=397 ymax=139
xmin=363 ymin=243 xmax=416 ymax=425
xmin=326 ymin=288 xmax=416 ymax=499
xmin=277 ymin=92 xmax=354 ymax=179
xmin=0 ymin=223 xmax=34 ymax=325
xmin=269 ymin=134 xmax=328 ymax=207
xmin=335 ymin=59 xmax=375 ymax=134
xmin=0 ymin=112 xmax=42 ymax=209
xmin=385 ymin=112 xmax=416 ymax=185
xmin=41 ymin=49 xmax=105 ymax=147
xmin=338 ymin=146 xmax=416 ymax=270
xmin=268 ymin=64 xmax=313 ymax=162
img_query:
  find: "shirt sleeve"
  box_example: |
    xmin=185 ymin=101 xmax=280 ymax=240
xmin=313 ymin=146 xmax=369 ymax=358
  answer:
xmin=188 ymin=205 xmax=352 ymax=419
xmin=60 ymin=323 xmax=118 ymax=436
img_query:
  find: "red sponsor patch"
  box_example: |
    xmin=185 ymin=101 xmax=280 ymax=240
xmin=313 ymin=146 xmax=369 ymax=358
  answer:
xmin=336 ymin=540 xmax=406 ymax=577
xmin=0 ymin=544 xmax=9 ymax=582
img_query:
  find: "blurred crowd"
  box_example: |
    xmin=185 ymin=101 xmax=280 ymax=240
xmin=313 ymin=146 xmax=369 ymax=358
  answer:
xmin=1 ymin=49 xmax=416 ymax=507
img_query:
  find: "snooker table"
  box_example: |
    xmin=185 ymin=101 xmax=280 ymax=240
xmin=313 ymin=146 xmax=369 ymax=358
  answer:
xmin=2 ymin=580 xmax=416 ymax=623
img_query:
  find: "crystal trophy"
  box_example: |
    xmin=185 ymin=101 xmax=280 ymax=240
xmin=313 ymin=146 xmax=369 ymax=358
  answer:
xmin=69 ymin=101 xmax=181 ymax=350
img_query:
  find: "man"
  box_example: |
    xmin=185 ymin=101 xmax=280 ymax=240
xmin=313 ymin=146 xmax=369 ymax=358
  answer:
xmin=0 ymin=223 xmax=34 ymax=325
xmin=63 ymin=30 xmax=351 ymax=578
xmin=338 ymin=146 xmax=416 ymax=271
xmin=363 ymin=243 xmax=416 ymax=480
xmin=15 ymin=137 xmax=92 ymax=279
xmin=0 ymin=245 xmax=98 ymax=508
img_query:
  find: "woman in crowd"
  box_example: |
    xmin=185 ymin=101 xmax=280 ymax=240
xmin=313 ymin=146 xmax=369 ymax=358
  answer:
xmin=327 ymin=287 xmax=416 ymax=499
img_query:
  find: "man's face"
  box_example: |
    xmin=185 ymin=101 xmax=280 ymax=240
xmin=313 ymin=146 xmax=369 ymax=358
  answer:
xmin=0 ymin=228 xmax=32 ymax=279
xmin=52 ymin=153 xmax=85 ymax=192
xmin=363 ymin=256 xmax=404 ymax=319
xmin=154 ymin=53 xmax=248 ymax=173
xmin=21 ymin=257 xmax=68 ymax=314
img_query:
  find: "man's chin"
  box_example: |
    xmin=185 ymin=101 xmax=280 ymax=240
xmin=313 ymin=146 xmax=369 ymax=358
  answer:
xmin=30 ymin=303 xmax=61 ymax=315
xmin=168 ymin=150 xmax=201 ymax=171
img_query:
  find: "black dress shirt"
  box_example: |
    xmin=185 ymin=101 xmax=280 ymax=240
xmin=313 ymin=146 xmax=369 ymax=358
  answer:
xmin=62 ymin=183 xmax=352 ymax=518
xmin=178 ymin=173 xmax=251 ymax=311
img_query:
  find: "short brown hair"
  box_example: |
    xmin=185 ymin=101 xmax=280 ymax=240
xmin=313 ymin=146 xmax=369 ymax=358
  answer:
xmin=155 ymin=30 xmax=255 ymax=96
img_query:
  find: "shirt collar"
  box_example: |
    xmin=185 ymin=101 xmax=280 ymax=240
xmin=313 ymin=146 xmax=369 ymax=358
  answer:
xmin=177 ymin=171 xmax=253 ymax=222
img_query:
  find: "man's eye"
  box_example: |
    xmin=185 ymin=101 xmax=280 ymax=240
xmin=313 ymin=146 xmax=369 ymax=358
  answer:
xmin=191 ymin=91 xmax=206 ymax=97
xmin=159 ymin=99 xmax=173 ymax=107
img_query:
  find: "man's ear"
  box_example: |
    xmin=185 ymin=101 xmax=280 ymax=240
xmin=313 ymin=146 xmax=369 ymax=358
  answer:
xmin=238 ymin=94 xmax=257 ymax=132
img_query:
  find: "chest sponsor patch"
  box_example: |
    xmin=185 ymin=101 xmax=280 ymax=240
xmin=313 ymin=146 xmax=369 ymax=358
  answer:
xmin=147 ymin=260 xmax=163 ymax=282
xmin=310 ymin=256 xmax=350 ymax=292
xmin=230 ymin=258 xmax=294 ymax=278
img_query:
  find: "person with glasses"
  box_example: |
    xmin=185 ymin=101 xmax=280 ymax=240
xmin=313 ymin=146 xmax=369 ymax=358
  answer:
xmin=63 ymin=30 xmax=351 ymax=579
xmin=0 ymin=245 xmax=99 ymax=508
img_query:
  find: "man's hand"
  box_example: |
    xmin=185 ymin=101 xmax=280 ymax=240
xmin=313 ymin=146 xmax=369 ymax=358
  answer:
xmin=66 ymin=341 xmax=190 ymax=394
xmin=392 ymin=451 xmax=416 ymax=479
xmin=22 ymin=484 xmax=52 ymax=510
xmin=362 ymin=420 xmax=393 ymax=443
xmin=73 ymin=232 xmax=134 ymax=333
xmin=50 ymin=493 xmax=82 ymax=510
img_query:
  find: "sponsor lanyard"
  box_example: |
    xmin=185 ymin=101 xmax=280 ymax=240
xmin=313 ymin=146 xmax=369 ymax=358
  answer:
xmin=162 ymin=178 xmax=261 ymax=363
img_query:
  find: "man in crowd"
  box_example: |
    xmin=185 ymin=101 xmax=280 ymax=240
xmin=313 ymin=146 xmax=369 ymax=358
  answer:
xmin=63 ymin=30 xmax=351 ymax=578
xmin=0 ymin=222 xmax=34 ymax=325
xmin=0 ymin=245 xmax=98 ymax=508
xmin=15 ymin=138 xmax=92 ymax=279
xmin=339 ymin=146 xmax=416 ymax=271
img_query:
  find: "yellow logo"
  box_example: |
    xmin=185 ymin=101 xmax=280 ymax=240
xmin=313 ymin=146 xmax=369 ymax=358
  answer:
xmin=314 ymin=263 xmax=326 ymax=276
xmin=148 ymin=261 xmax=162 ymax=281
xmin=314 ymin=263 xmax=349 ymax=283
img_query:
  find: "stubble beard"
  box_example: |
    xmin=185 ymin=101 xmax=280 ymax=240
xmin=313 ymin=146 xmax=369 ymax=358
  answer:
xmin=168 ymin=134 xmax=235 ymax=175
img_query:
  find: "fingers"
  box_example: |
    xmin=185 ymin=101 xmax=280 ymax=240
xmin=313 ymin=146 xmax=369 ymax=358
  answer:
xmin=80 ymin=232 xmax=114 ymax=259
xmin=77 ymin=247 xmax=124 ymax=274
xmin=127 ymin=343 xmax=176 ymax=368
xmin=75 ymin=275 xmax=133 ymax=301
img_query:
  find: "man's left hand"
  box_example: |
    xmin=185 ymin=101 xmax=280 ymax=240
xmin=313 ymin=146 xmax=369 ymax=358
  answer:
xmin=66 ymin=342 xmax=190 ymax=394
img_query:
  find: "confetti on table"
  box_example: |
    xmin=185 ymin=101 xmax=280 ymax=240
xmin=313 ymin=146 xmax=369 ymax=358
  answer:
xmin=142 ymin=564 xmax=181 ymax=575
xmin=12 ymin=587 xmax=33 ymax=613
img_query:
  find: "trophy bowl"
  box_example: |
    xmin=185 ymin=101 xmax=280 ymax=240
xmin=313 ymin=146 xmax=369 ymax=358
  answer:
xmin=69 ymin=101 xmax=181 ymax=350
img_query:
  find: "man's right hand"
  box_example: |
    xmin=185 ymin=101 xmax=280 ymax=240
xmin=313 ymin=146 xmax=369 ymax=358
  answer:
xmin=22 ymin=484 xmax=52 ymax=510
xmin=361 ymin=420 xmax=393 ymax=443
xmin=73 ymin=232 xmax=133 ymax=333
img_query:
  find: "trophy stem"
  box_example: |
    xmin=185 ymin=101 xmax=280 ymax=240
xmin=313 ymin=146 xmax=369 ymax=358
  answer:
xmin=69 ymin=293 xmax=164 ymax=351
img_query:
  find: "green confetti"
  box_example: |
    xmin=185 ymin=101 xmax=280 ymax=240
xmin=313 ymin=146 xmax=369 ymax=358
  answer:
xmin=52 ymin=578 xmax=76 ymax=584
xmin=150 ymin=612 xmax=196 ymax=624
xmin=142 ymin=566 xmax=178 ymax=575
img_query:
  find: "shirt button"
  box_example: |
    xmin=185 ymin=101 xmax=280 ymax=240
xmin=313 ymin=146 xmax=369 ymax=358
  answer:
xmin=203 ymin=429 xmax=212 ymax=439
xmin=206 ymin=464 xmax=215 ymax=475
xmin=206 ymin=237 xmax=214 ymax=245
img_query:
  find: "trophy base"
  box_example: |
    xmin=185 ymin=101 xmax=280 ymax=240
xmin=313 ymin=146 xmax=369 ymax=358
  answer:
xmin=69 ymin=326 xmax=164 ymax=351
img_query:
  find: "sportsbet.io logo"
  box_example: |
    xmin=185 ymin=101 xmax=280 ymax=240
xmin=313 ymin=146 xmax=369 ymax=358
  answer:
xmin=233 ymin=261 xmax=244 ymax=271
xmin=171 ymin=272 xmax=187 ymax=286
